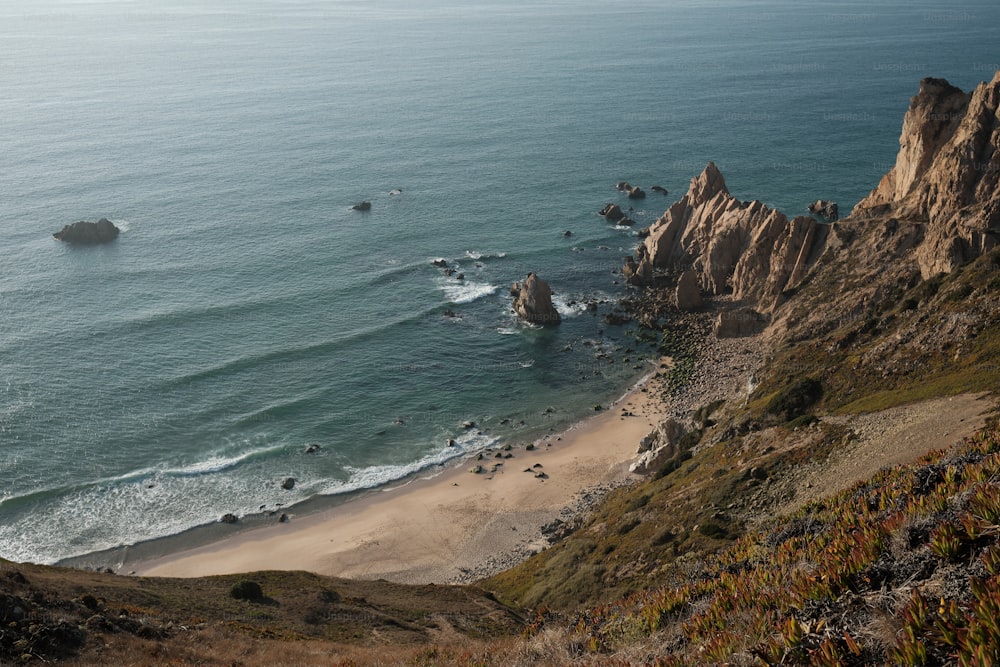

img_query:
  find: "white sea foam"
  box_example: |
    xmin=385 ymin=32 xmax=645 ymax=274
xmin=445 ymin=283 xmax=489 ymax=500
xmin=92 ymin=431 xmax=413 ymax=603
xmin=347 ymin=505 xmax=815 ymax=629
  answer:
xmin=0 ymin=462 xmax=305 ymax=565
xmin=323 ymin=431 xmax=498 ymax=496
xmin=552 ymin=295 xmax=590 ymax=318
xmin=465 ymin=250 xmax=507 ymax=260
xmin=440 ymin=280 xmax=498 ymax=304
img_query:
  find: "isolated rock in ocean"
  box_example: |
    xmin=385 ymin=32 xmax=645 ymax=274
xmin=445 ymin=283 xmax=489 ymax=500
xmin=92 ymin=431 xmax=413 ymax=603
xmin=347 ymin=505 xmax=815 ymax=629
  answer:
xmin=675 ymin=270 xmax=702 ymax=311
xmin=351 ymin=201 xmax=371 ymax=211
xmin=52 ymin=218 xmax=120 ymax=244
xmin=280 ymin=477 xmax=296 ymax=490
xmin=853 ymin=72 xmax=1000 ymax=277
xmin=510 ymin=272 xmax=561 ymax=325
xmin=808 ymin=199 xmax=839 ymax=221
xmin=599 ymin=203 xmax=626 ymax=223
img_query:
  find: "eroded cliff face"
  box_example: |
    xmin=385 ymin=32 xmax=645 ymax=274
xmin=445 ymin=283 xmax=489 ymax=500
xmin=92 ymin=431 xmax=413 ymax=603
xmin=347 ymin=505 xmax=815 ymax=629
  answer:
xmin=624 ymin=162 xmax=826 ymax=313
xmin=854 ymin=72 xmax=1000 ymax=277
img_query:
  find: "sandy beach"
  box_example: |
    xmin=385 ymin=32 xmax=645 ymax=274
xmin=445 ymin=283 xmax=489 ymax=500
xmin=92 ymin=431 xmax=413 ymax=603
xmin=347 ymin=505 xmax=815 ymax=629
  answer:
xmin=132 ymin=374 xmax=664 ymax=583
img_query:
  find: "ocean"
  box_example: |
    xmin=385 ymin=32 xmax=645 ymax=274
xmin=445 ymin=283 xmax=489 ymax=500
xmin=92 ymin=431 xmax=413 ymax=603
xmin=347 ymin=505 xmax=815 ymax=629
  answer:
xmin=2 ymin=0 xmax=999 ymax=565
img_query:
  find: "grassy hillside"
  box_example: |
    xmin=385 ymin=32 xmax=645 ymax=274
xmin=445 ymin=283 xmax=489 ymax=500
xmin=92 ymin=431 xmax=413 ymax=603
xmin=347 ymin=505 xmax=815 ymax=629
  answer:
xmin=556 ymin=416 xmax=1000 ymax=665
xmin=0 ymin=565 xmax=522 ymax=665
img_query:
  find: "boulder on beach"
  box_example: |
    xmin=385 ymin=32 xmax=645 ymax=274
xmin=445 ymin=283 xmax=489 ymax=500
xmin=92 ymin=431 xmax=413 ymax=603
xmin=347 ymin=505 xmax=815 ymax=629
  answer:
xmin=510 ymin=272 xmax=561 ymax=325
xmin=714 ymin=308 xmax=769 ymax=338
xmin=52 ymin=218 xmax=120 ymax=244
xmin=675 ymin=270 xmax=703 ymax=311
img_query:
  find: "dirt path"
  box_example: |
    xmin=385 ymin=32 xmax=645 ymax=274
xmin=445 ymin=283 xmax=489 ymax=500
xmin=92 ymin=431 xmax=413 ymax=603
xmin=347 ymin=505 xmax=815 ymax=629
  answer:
xmin=775 ymin=392 xmax=995 ymax=517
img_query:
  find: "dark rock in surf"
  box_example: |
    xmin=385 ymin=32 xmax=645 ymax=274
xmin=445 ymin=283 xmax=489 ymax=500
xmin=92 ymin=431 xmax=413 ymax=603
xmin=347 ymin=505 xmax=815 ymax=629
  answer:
xmin=599 ymin=203 xmax=626 ymax=223
xmin=53 ymin=218 xmax=119 ymax=244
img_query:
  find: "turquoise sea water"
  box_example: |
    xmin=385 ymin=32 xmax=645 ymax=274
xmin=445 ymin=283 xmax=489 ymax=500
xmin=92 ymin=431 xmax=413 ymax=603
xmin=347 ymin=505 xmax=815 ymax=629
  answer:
xmin=2 ymin=0 xmax=999 ymax=564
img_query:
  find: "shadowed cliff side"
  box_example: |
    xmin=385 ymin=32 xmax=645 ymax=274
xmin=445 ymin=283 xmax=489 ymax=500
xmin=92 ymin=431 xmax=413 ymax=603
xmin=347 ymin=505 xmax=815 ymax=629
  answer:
xmin=853 ymin=71 xmax=1000 ymax=277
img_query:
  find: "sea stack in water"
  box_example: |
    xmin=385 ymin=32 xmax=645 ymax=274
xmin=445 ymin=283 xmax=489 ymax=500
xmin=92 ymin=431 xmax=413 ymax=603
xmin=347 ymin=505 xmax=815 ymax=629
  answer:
xmin=53 ymin=218 xmax=120 ymax=245
xmin=511 ymin=273 xmax=561 ymax=325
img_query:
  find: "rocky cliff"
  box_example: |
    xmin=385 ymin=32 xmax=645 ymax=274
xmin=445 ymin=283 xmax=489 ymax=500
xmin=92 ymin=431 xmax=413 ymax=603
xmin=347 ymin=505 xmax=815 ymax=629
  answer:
xmin=854 ymin=71 xmax=1000 ymax=277
xmin=623 ymin=162 xmax=826 ymax=313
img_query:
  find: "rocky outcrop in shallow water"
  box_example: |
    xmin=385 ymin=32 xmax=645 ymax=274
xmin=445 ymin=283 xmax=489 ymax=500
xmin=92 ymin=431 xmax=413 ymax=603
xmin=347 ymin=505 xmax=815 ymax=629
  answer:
xmin=510 ymin=273 xmax=561 ymax=325
xmin=853 ymin=72 xmax=1000 ymax=277
xmin=53 ymin=219 xmax=120 ymax=244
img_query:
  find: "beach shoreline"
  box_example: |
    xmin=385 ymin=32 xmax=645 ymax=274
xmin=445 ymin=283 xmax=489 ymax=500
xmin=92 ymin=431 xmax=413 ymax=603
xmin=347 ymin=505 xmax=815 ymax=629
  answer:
xmin=121 ymin=314 xmax=766 ymax=582
xmin=125 ymin=368 xmax=666 ymax=582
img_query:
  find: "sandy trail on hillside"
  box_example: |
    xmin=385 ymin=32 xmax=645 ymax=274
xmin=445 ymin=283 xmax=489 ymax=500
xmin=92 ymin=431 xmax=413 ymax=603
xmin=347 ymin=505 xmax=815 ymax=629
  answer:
xmin=776 ymin=393 xmax=995 ymax=516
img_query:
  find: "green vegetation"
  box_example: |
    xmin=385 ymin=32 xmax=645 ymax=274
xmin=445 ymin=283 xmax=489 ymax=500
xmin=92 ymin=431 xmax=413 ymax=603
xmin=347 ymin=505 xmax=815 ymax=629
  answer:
xmin=555 ymin=420 xmax=1000 ymax=665
xmin=229 ymin=579 xmax=265 ymax=602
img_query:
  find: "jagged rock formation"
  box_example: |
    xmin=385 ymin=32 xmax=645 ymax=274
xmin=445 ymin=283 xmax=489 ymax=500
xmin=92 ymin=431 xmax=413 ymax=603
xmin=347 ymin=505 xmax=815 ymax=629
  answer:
xmin=625 ymin=162 xmax=826 ymax=313
xmin=52 ymin=218 xmax=120 ymax=244
xmin=623 ymin=252 xmax=652 ymax=287
xmin=630 ymin=418 xmax=685 ymax=475
xmin=510 ymin=273 xmax=561 ymax=325
xmin=853 ymin=72 xmax=1000 ymax=277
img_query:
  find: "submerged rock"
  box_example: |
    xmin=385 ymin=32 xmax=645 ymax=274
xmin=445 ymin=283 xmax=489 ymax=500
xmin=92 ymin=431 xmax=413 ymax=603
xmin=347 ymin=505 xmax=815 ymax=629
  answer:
xmin=807 ymin=199 xmax=839 ymax=221
xmin=53 ymin=218 xmax=120 ymax=244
